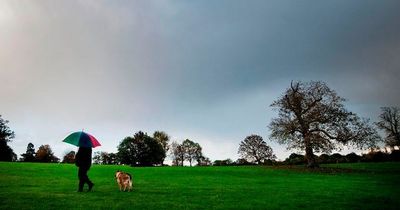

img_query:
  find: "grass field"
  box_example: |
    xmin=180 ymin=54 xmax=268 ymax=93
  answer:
xmin=0 ymin=162 xmax=399 ymax=210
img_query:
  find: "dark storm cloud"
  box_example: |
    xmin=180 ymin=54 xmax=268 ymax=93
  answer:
xmin=158 ymin=1 xmax=400 ymax=106
xmin=1 ymin=0 xmax=399 ymax=160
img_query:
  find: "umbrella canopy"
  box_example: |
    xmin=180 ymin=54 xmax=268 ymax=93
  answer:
xmin=63 ymin=131 xmax=101 ymax=148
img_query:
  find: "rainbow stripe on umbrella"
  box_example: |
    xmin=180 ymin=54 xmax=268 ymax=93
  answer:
xmin=63 ymin=131 xmax=101 ymax=148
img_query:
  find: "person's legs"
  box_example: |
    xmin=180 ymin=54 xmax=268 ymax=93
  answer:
xmin=78 ymin=166 xmax=94 ymax=192
xmin=87 ymin=171 xmax=94 ymax=191
xmin=78 ymin=167 xmax=89 ymax=192
xmin=88 ymin=181 xmax=94 ymax=191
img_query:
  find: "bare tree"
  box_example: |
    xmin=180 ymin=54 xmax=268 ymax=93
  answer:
xmin=269 ymin=81 xmax=380 ymax=168
xmin=238 ymin=135 xmax=276 ymax=164
xmin=376 ymin=107 xmax=400 ymax=148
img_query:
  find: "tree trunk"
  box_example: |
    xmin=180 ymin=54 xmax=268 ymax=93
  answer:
xmin=305 ymin=145 xmax=318 ymax=168
xmin=304 ymin=135 xmax=318 ymax=168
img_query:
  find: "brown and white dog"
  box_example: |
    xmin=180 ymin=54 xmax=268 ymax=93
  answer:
xmin=115 ymin=170 xmax=133 ymax=192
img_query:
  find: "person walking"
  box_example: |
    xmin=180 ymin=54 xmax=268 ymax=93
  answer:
xmin=75 ymin=147 xmax=94 ymax=192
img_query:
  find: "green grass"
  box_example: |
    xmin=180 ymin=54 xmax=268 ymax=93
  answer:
xmin=0 ymin=162 xmax=399 ymax=210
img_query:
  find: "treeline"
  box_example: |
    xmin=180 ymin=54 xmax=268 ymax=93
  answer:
xmin=1 ymin=95 xmax=400 ymax=167
xmin=92 ymin=134 xmax=275 ymax=166
xmin=282 ymin=150 xmax=400 ymax=165
xmin=211 ymin=150 xmax=400 ymax=166
xmin=93 ymin=131 xmax=211 ymax=166
xmin=13 ymin=130 xmax=210 ymax=166
xmin=0 ymin=115 xmax=61 ymax=163
xmin=20 ymin=143 xmax=60 ymax=163
xmin=0 ymin=141 xmax=61 ymax=163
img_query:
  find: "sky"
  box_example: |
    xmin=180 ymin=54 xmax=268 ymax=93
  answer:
xmin=1 ymin=0 xmax=400 ymax=162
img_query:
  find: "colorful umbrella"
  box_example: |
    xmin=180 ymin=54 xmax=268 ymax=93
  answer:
xmin=63 ymin=131 xmax=101 ymax=148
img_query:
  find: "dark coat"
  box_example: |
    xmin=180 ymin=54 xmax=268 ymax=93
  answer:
xmin=75 ymin=147 xmax=92 ymax=168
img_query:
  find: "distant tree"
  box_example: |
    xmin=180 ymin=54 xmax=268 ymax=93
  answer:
xmin=0 ymin=115 xmax=17 ymax=161
xmin=108 ymin=153 xmax=118 ymax=165
xmin=20 ymin=143 xmax=36 ymax=162
xmin=93 ymin=151 xmax=101 ymax=164
xmin=235 ymin=158 xmax=254 ymax=166
xmin=284 ymin=153 xmax=305 ymax=165
xmin=238 ymin=135 xmax=276 ymax=165
xmin=376 ymin=107 xmax=400 ymax=149
xmin=192 ymin=145 xmax=204 ymax=166
xmin=318 ymin=154 xmax=330 ymax=164
xmin=213 ymin=159 xmax=233 ymax=166
xmin=390 ymin=150 xmax=400 ymax=161
xmin=0 ymin=115 xmax=15 ymax=143
xmin=196 ymin=155 xmax=212 ymax=166
xmin=0 ymin=141 xmax=17 ymax=162
xmin=153 ymin=131 xmax=170 ymax=164
xmin=345 ymin=152 xmax=361 ymax=163
xmin=117 ymin=131 xmax=165 ymax=166
xmin=117 ymin=132 xmax=143 ymax=166
xmin=329 ymin=153 xmax=345 ymax=163
xmin=93 ymin=151 xmax=118 ymax=165
xmin=182 ymin=139 xmax=203 ymax=166
xmin=318 ymin=152 xmax=360 ymax=164
xmin=170 ymin=141 xmax=185 ymax=166
xmin=35 ymin=144 xmax=59 ymax=163
xmin=362 ymin=150 xmax=389 ymax=162
xmin=62 ymin=151 xmax=76 ymax=163
xmin=269 ymin=81 xmax=381 ymax=168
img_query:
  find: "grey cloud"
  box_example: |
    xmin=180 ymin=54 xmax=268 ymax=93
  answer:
xmin=1 ymin=1 xmax=400 ymax=160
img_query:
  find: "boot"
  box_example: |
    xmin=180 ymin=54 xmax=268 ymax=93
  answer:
xmin=88 ymin=182 xmax=94 ymax=192
xmin=78 ymin=181 xmax=84 ymax=192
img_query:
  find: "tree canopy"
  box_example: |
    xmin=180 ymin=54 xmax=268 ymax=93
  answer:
xmin=35 ymin=144 xmax=59 ymax=163
xmin=20 ymin=143 xmax=36 ymax=162
xmin=153 ymin=131 xmax=170 ymax=164
xmin=0 ymin=115 xmax=15 ymax=143
xmin=93 ymin=151 xmax=118 ymax=165
xmin=376 ymin=107 xmax=400 ymax=148
xmin=238 ymin=135 xmax=276 ymax=164
xmin=0 ymin=115 xmax=16 ymax=161
xmin=269 ymin=81 xmax=381 ymax=167
xmin=170 ymin=139 xmax=205 ymax=166
xmin=117 ymin=131 xmax=165 ymax=166
xmin=62 ymin=151 xmax=76 ymax=163
xmin=182 ymin=139 xmax=203 ymax=167
xmin=170 ymin=141 xmax=185 ymax=166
